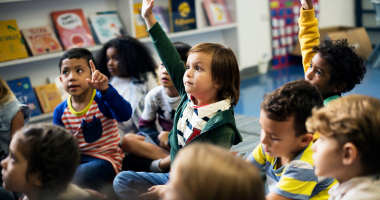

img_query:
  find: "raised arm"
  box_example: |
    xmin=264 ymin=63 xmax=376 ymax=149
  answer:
xmin=141 ymin=0 xmax=187 ymax=97
xmin=299 ymin=0 xmax=320 ymax=72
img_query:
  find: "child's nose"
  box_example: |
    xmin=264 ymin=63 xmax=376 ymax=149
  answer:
xmin=1 ymin=157 xmax=8 ymax=169
xmin=306 ymin=69 xmax=313 ymax=80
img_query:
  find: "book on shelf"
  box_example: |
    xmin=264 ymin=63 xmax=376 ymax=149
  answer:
xmin=0 ymin=19 xmax=28 ymax=62
xmin=51 ymin=9 xmax=95 ymax=50
xmin=133 ymin=3 xmax=149 ymax=38
xmin=169 ymin=0 xmax=197 ymax=32
xmin=153 ymin=6 xmax=170 ymax=34
xmin=20 ymin=26 xmax=62 ymax=56
xmin=88 ymin=11 xmax=126 ymax=44
xmin=34 ymin=83 xmax=62 ymax=113
xmin=202 ymin=0 xmax=232 ymax=26
xmin=6 ymin=77 xmax=41 ymax=117
xmin=47 ymin=76 xmax=69 ymax=101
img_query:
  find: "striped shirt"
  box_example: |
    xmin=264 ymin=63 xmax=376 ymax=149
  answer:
xmin=248 ymin=142 xmax=337 ymax=200
xmin=53 ymin=85 xmax=132 ymax=174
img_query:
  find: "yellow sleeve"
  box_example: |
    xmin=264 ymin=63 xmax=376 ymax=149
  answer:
xmin=249 ymin=143 xmax=266 ymax=167
xmin=299 ymin=8 xmax=320 ymax=73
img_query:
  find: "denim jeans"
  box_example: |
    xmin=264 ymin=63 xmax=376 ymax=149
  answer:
xmin=113 ymin=171 xmax=170 ymax=200
xmin=72 ymin=154 xmax=116 ymax=190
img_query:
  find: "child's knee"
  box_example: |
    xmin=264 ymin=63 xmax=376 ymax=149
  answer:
xmin=121 ymin=133 xmax=143 ymax=152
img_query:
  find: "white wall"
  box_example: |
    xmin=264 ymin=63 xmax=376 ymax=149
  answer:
xmin=319 ymin=0 xmax=355 ymax=28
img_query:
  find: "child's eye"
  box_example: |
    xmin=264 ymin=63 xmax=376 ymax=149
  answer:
xmin=114 ymin=56 xmax=118 ymax=61
xmin=316 ymin=70 xmax=321 ymax=75
xmin=186 ymin=66 xmax=190 ymax=69
xmin=62 ymin=71 xmax=68 ymax=75
xmin=196 ymin=66 xmax=200 ymax=71
xmin=77 ymin=69 xmax=83 ymax=73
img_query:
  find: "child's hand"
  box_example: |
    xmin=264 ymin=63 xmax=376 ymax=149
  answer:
xmin=158 ymin=131 xmax=170 ymax=151
xmin=141 ymin=0 xmax=158 ymax=29
xmin=83 ymin=189 xmax=107 ymax=199
xmin=301 ymin=0 xmax=313 ymax=10
xmin=86 ymin=60 xmax=109 ymax=94
xmin=140 ymin=185 xmax=167 ymax=200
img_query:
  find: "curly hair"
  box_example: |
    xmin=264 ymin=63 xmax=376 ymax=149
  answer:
xmin=306 ymin=95 xmax=380 ymax=174
xmin=261 ymin=79 xmax=324 ymax=136
xmin=17 ymin=124 xmax=80 ymax=199
xmin=96 ymin=36 xmax=157 ymax=82
xmin=58 ymin=48 xmax=96 ymax=73
xmin=313 ymin=39 xmax=367 ymax=93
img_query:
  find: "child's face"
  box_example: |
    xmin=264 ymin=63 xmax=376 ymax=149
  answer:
xmin=259 ymin=110 xmax=306 ymax=158
xmin=305 ymin=53 xmax=335 ymax=96
xmin=106 ymin=47 xmax=120 ymax=76
xmin=159 ymin=62 xmax=175 ymax=88
xmin=312 ymin=134 xmax=343 ymax=177
xmin=60 ymin=58 xmax=92 ymax=97
xmin=1 ymin=132 xmax=36 ymax=193
xmin=184 ymin=52 xmax=218 ymax=100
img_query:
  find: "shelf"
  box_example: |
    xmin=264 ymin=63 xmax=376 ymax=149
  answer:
xmin=0 ymin=23 xmax=237 ymax=68
xmin=365 ymin=27 xmax=380 ymax=31
xmin=30 ymin=112 xmax=54 ymax=123
xmin=362 ymin=9 xmax=376 ymax=13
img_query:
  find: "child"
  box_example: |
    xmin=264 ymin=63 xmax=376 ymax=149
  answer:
xmin=113 ymin=0 xmax=242 ymax=199
xmin=53 ymin=48 xmax=132 ymax=190
xmin=307 ymin=95 xmax=380 ymax=200
xmin=299 ymin=0 xmax=367 ymax=105
xmin=96 ymin=36 xmax=158 ymax=136
xmin=145 ymin=143 xmax=266 ymax=200
xmin=121 ymin=42 xmax=191 ymax=172
xmin=1 ymin=124 xmax=98 ymax=200
xmin=245 ymin=79 xmax=337 ymax=200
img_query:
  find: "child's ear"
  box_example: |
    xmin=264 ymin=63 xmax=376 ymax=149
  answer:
xmin=341 ymin=142 xmax=358 ymax=166
xmin=59 ymin=76 xmax=62 ymax=83
xmin=299 ymin=133 xmax=313 ymax=147
xmin=333 ymin=82 xmax=346 ymax=93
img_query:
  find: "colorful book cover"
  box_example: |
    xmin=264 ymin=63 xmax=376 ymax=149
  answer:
xmin=202 ymin=0 xmax=232 ymax=26
xmin=6 ymin=77 xmax=41 ymax=117
xmin=0 ymin=19 xmax=28 ymax=62
xmin=153 ymin=6 xmax=170 ymax=34
xmin=51 ymin=9 xmax=95 ymax=50
xmin=133 ymin=3 xmax=149 ymax=38
xmin=169 ymin=0 xmax=197 ymax=32
xmin=34 ymin=83 xmax=62 ymax=113
xmin=88 ymin=11 xmax=126 ymax=44
xmin=21 ymin=26 xmax=62 ymax=55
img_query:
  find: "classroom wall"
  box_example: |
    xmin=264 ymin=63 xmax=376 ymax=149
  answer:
xmin=319 ymin=0 xmax=356 ymax=28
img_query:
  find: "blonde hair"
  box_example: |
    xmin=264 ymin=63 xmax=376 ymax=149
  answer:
xmin=172 ymin=143 xmax=265 ymax=200
xmin=306 ymin=94 xmax=380 ymax=174
xmin=0 ymin=75 xmax=14 ymax=105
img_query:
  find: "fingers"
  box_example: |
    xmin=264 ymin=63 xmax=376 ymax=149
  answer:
xmin=90 ymin=60 xmax=96 ymax=74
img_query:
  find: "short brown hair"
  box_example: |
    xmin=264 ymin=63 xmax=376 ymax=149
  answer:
xmin=17 ymin=124 xmax=80 ymax=199
xmin=261 ymin=79 xmax=324 ymax=136
xmin=188 ymin=43 xmax=240 ymax=107
xmin=173 ymin=143 xmax=265 ymax=200
xmin=306 ymin=95 xmax=380 ymax=174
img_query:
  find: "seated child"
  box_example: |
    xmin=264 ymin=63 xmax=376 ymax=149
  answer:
xmin=53 ymin=48 xmax=132 ymax=190
xmin=113 ymin=1 xmax=243 ymax=199
xmin=307 ymin=95 xmax=380 ymax=200
xmin=245 ymin=79 xmax=337 ymax=200
xmin=299 ymin=0 xmax=367 ymax=105
xmin=145 ymin=143 xmax=266 ymax=200
xmin=121 ymin=41 xmax=191 ymax=172
xmin=1 ymin=124 xmax=104 ymax=200
xmin=96 ymin=36 xmax=158 ymax=136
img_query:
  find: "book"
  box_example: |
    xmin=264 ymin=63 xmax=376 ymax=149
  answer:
xmin=169 ymin=0 xmax=197 ymax=32
xmin=6 ymin=77 xmax=41 ymax=117
xmin=202 ymin=0 xmax=232 ymax=26
xmin=152 ymin=6 xmax=170 ymax=34
xmin=133 ymin=3 xmax=149 ymax=38
xmin=88 ymin=11 xmax=126 ymax=44
xmin=0 ymin=19 xmax=28 ymax=62
xmin=34 ymin=83 xmax=62 ymax=113
xmin=47 ymin=76 xmax=69 ymax=101
xmin=21 ymin=26 xmax=62 ymax=55
xmin=51 ymin=9 xmax=95 ymax=49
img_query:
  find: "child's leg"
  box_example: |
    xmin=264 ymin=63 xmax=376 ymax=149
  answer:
xmin=72 ymin=155 xmax=116 ymax=190
xmin=113 ymin=171 xmax=169 ymax=200
xmin=121 ymin=134 xmax=169 ymax=160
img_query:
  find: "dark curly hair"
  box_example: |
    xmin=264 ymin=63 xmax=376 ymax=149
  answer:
xmin=17 ymin=124 xmax=80 ymax=199
xmin=173 ymin=41 xmax=192 ymax=63
xmin=96 ymin=36 xmax=157 ymax=82
xmin=58 ymin=48 xmax=96 ymax=73
xmin=313 ymin=39 xmax=367 ymax=93
xmin=261 ymin=79 xmax=324 ymax=136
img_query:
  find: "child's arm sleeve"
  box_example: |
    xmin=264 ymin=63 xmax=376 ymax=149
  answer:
xmin=53 ymin=102 xmax=65 ymax=127
xmin=97 ymin=83 xmax=132 ymax=122
xmin=247 ymin=143 xmax=266 ymax=169
xmin=138 ymin=92 xmax=157 ymax=129
xmin=299 ymin=8 xmax=320 ymax=73
xmin=147 ymin=23 xmax=187 ymax=97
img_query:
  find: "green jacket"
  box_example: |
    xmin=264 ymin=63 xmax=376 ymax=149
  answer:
xmin=148 ymin=23 xmax=243 ymax=163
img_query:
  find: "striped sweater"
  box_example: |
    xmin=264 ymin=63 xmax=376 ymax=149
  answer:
xmin=53 ymin=84 xmax=132 ymax=173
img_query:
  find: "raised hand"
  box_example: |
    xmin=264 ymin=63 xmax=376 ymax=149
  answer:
xmin=86 ymin=60 xmax=109 ymax=94
xmin=141 ymin=0 xmax=158 ymax=29
xmin=301 ymin=0 xmax=313 ymax=10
